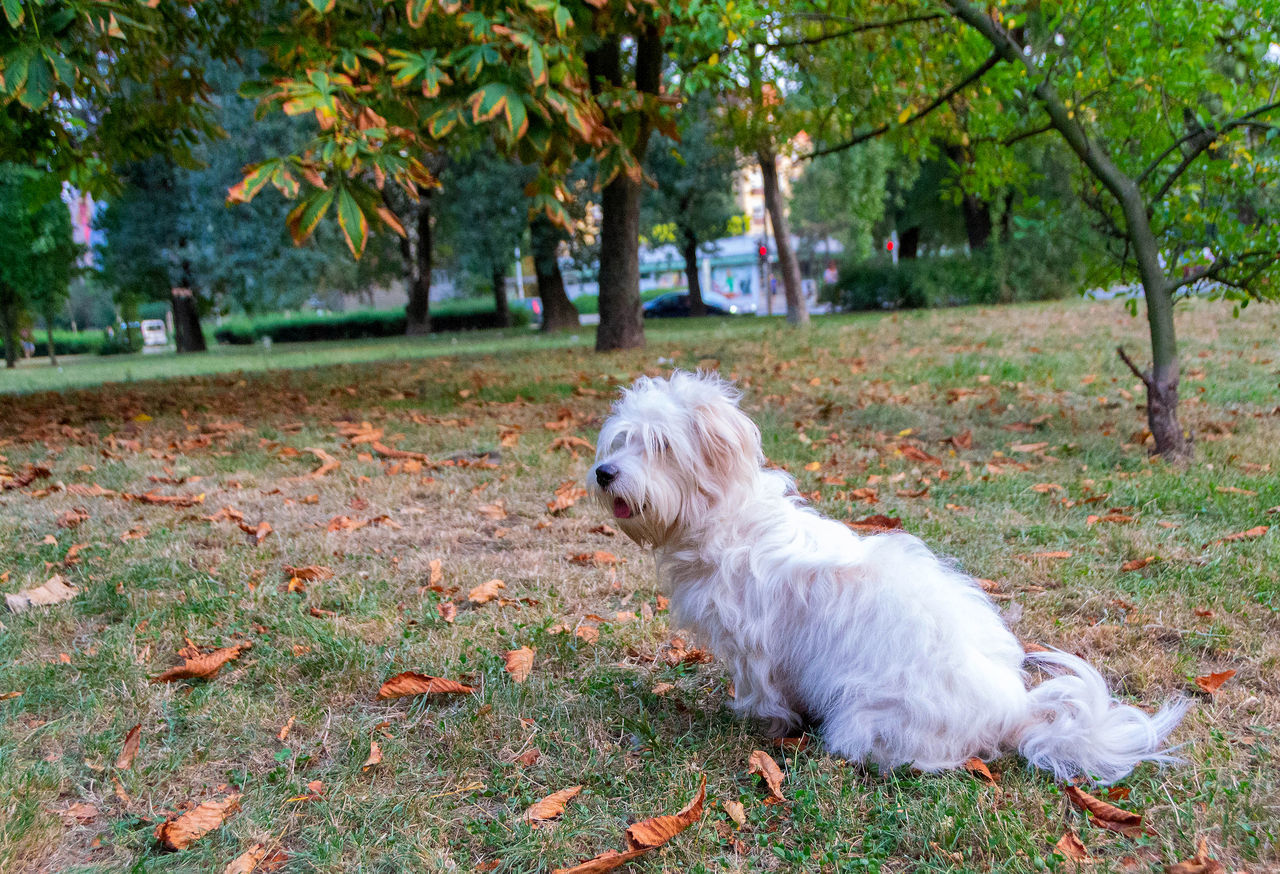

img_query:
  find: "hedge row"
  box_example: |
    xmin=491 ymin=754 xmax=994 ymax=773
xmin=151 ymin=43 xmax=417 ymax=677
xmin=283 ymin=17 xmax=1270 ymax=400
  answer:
xmin=212 ymin=301 xmax=528 ymax=345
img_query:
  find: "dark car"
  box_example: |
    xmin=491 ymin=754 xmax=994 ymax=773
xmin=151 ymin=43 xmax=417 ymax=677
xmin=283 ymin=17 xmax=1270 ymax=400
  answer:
xmin=642 ymin=290 xmax=746 ymax=318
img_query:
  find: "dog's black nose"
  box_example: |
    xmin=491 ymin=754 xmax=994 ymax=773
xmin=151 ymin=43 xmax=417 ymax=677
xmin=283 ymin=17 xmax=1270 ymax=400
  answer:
xmin=595 ymin=463 xmax=619 ymax=488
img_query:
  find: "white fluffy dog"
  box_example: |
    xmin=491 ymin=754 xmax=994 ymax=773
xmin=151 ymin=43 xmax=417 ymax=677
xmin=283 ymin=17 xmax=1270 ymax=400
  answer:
xmin=589 ymin=371 xmax=1187 ymax=783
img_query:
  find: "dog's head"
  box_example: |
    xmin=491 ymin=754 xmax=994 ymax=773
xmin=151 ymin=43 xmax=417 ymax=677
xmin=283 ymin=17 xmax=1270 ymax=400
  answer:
xmin=589 ymin=371 xmax=763 ymax=546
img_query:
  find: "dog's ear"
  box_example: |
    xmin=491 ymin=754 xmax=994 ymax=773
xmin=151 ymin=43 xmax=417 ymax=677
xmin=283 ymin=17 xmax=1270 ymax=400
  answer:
xmin=691 ymin=396 xmax=761 ymax=485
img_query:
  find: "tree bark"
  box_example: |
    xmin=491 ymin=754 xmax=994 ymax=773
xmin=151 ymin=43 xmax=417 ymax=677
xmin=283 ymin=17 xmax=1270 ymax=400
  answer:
xmin=171 ymin=288 xmax=207 ymax=353
xmin=44 ymin=323 xmax=57 ymax=367
xmin=898 ymin=225 xmax=921 ymax=259
xmin=492 ymin=262 xmax=510 ymax=329
xmin=406 ymin=195 xmax=432 ymax=335
xmin=961 ymin=194 xmax=994 ymax=250
xmin=681 ymin=230 xmax=707 ymax=316
xmin=531 ymin=215 xmax=579 ymax=332
xmin=0 ymin=290 xmax=17 ymax=369
xmin=758 ymin=149 xmax=808 ymax=326
xmin=587 ymin=24 xmax=662 ymax=351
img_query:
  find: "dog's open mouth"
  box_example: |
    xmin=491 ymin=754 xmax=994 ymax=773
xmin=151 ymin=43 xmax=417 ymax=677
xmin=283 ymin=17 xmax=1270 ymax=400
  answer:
xmin=612 ymin=497 xmax=633 ymax=519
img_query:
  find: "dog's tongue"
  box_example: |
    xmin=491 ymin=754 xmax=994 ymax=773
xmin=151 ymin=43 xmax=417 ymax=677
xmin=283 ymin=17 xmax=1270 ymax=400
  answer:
xmin=612 ymin=498 xmax=632 ymax=519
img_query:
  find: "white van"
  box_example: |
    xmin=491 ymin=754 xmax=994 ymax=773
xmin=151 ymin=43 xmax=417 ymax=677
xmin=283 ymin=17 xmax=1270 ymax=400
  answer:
xmin=140 ymin=319 xmax=168 ymax=347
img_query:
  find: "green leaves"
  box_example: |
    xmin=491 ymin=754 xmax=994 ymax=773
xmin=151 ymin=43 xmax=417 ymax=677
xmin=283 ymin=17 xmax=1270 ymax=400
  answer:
xmin=2 ymin=0 xmax=23 ymax=28
xmin=469 ymin=83 xmax=528 ymax=138
xmin=285 ymin=188 xmax=335 ymax=245
xmin=334 ymin=185 xmax=368 ymax=259
xmin=406 ymin=0 xmax=433 ymax=28
xmin=307 ymin=0 xmax=336 ymax=14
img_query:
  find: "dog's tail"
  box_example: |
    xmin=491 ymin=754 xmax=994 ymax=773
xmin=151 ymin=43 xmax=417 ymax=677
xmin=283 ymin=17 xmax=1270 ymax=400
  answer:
xmin=1014 ymin=649 xmax=1189 ymax=784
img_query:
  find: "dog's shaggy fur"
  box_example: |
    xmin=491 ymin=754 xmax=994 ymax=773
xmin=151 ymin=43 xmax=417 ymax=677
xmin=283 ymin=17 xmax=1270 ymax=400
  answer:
xmin=589 ymin=371 xmax=1187 ymax=783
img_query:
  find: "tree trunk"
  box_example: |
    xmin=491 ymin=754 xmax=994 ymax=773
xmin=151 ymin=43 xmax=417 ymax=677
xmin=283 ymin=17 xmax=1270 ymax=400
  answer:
xmin=587 ymin=25 xmax=661 ymax=351
xmin=681 ymin=230 xmax=707 ymax=316
xmin=492 ymin=262 xmax=510 ymax=328
xmin=44 ymin=323 xmax=57 ymax=367
xmin=0 ymin=291 xmax=17 ymax=369
xmin=531 ymin=215 xmax=579 ymax=332
xmin=406 ymin=196 xmax=432 ymax=335
xmin=758 ymin=150 xmax=808 ymax=326
xmin=171 ymin=288 xmax=207 ymax=353
xmin=961 ymin=194 xmax=994 ymax=250
xmin=898 ymin=225 xmax=921 ymax=259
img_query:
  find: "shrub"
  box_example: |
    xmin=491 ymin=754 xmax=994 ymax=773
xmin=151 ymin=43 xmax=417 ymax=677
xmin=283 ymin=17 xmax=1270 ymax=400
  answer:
xmin=44 ymin=330 xmax=104 ymax=356
xmin=98 ymin=330 xmax=142 ymax=356
xmin=213 ymin=301 xmax=529 ymax=345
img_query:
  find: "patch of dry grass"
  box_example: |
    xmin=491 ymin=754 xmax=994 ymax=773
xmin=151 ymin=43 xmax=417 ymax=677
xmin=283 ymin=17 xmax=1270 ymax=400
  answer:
xmin=0 ymin=298 xmax=1277 ymax=873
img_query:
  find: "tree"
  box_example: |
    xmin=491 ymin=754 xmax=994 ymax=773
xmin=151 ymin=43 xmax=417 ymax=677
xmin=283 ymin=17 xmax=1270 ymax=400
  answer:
xmin=530 ymin=214 xmax=580 ymax=332
xmin=790 ymin=142 xmax=891 ymax=265
xmin=0 ymin=166 xmax=77 ymax=368
xmin=643 ymin=94 xmax=738 ymax=316
xmin=776 ymin=0 xmax=1280 ymax=460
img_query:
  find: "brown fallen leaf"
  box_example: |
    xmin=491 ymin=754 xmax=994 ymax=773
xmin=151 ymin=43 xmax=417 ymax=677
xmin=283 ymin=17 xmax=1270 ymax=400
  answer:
xmin=154 ymin=793 xmax=242 ymax=850
xmin=947 ymin=429 xmax=973 ymax=450
xmin=1088 ymin=512 xmax=1134 ymax=525
xmin=205 ymin=506 xmax=246 ymax=524
xmin=747 ymin=750 xmax=786 ymax=804
xmin=284 ymin=565 xmax=333 ymax=582
xmin=552 ymin=776 xmax=706 ymax=873
xmin=1193 ymin=669 xmax=1235 ymax=695
xmin=477 ymin=500 xmax=508 ymax=521
xmin=1056 ymin=829 xmax=1092 ymax=862
xmin=1205 ymin=525 xmax=1268 ymax=547
xmin=515 ymin=748 xmax=541 ymax=767
xmin=303 ymin=447 xmax=340 ymax=478
xmin=547 ymin=480 xmax=588 ymax=514
xmin=898 ymin=444 xmax=943 ymax=465
xmin=1064 ymin=784 xmax=1153 ymax=839
xmin=376 ymin=671 xmax=475 ymax=700
xmin=277 ymin=716 xmax=295 ymax=741
xmin=222 ymin=843 xmax=283 ymax=874
xmin=1024 ymin=550 xmax=1073 ymax=560
xmin=6 ymin=574 xmax=79 ymax=613
xmin=115 ymin=723 xmax=141 ymax=770
xmin=362 ymin=739 xmax=383 ymax=771
xmin=526 ymin=785 xmax=583 ymax=826
xmin=238 ymin=520 xmax=273 ymax=545
xmin=1165 ymin=838 xmax=1224 ymax=874
xmin=123 ymin=490 xmax=205 ymax=508
xmin=151 ymin=643 xmax=251 ymax=684
xmin=428 ymin=559 xmax=443 ymax=587
xmin=847 ymin=514 xmax=903 ymax=533
xmin=121 ymin=527 xmax=149 ymax=541
xmin=504 ymin=647 xmax=535 ymax=683
xmin=57 ymin=508 xmax=89 ymax=529
xmin=1031 ymin=483 xmax=1064 ymax=493
xmin=468 ymin=579 xmax=506 ymax=604
xmin=548 ymin=435 xmax=595 ymax=458
xmin=569 ymin=551 xmax=620 ymax=567
xmin=963 ymin=757 xmax=999 ymax=791
xmin=1121 ymin=557 xmax=1156 ymax=572
xmin=437 ymin=602 xmax=457 ymax=623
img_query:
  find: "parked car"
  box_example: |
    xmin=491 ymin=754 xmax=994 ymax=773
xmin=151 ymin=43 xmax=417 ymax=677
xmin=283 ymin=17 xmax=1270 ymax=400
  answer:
xmin=642 ymin=290 xmax=748 ymax=318
xmin=140 ymin=319 xmax=169 ymax=346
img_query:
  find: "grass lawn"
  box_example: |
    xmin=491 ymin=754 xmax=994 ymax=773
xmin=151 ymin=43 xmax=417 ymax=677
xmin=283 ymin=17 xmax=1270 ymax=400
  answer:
xmin=0 ymin=298 xmax=1276 ymax=873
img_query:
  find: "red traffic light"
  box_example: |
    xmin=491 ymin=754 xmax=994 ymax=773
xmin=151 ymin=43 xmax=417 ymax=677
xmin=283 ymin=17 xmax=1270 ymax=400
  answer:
xmin=886 ymin=240 xmax=895 ymax=252
xmin=758 ymin=244 xmax=768 ymax=258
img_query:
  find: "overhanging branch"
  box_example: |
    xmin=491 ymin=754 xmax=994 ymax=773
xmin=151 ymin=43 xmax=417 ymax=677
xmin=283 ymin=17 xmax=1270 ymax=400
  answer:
xmin=803 ymin=51 xmax=1000 ymax=160
xmin=767 ymin=13 xmax=944 ymax=50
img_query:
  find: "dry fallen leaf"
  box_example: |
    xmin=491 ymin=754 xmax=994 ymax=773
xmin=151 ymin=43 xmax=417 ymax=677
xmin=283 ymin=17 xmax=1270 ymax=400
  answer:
xmin=151 ymin=643 xmax=251 ymax=684
xmin=437 ymin=602 xmax=457 ymax=623
xmin=722 ymin=799 xmax=746 ymax=827
xmin=115 ymin=723 xmax=141 ymax=770
xmin=847 ymin=514 xmax=903 ymax=533
xmin=569 ymin=551 xmax=620 ymax=567
xmin=376 ymin=671 xmax=475 ymax=700
xmin=552 ymin=776 xmax=705 ymax=874
xmin=477 ymin=500 xmax=507 ymax=521
xmin=284 ymin=565 xmax=333 ymax=582
xmin=303 ymin=447 xmax=340 ymax=478
xmin=1165 ymin=838 xmax=1224 ymax=874
xmin=547 ymin=481 xmax=588 ymax=514
xmin=963 ymin=757 xmax=1000 ymax=791
xmin=1205 ymin=525 xmax=1268 ymax=547
xmin=238 ymin=520 xmax=273 ymax=545
xmin=154 ymin=794 xmax=242 ymax=850
xmin=362 ymin=739 xmax=383 ymax=771
xmin=428 ymin=559 xmax=443 ymax=587
xmin=468 ymin=579 xmax=506 ymax=604
xmin=526 ymin=785 xmax=583 ymax=826
xmin=504 ymin=647 xmax=535 ymax=683
xmin=1121 ymin=556 xmax=1156 ymax=572
xmin=57 ymin=508 xmax=89 ymax=529
xmin=747 ymin=750 xmax=786 ymax=805
xmin=548 ymin=435 xmax=595 ymax=458
xmin=6 ymin=574 xmax=78 ymax=613
xmin=1026 ymin=550 xmax=1073 ymax=560
xmin=1194 ymin=669 xmax=1235 ymax=695
xmin=223 ymin=843 xmax=275 ymax=874
xmin=1056 ymin=830 xmax=1092 ymax=862
xmin=1064 ymin=785 xmax=1153 ymax=839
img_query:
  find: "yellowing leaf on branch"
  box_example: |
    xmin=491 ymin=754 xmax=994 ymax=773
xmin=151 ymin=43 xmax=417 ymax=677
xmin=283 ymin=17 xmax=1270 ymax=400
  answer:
xmin=376 ymin=671 xmax=474 ymax=700
xmin=154 ymin=794 xmax=242 ymax=850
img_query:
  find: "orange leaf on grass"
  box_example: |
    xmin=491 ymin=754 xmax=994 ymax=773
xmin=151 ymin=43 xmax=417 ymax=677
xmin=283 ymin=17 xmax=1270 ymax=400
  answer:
xmin=1121 ymin=556 xmax=1156 ymax=572
xmin=154 ymin=794 xmax=241 ymax=850
xmin=551 ymin=776 xmax=705 ymax=873
xmin=5 ymin=574 xmax=78 ymax=613
xmin=1064 ymin=785 xmax=1153 ymax=839
xmin=504 ymin=647 xmax=535 ymax=683
xmin=468 ymin=579 xmax=506 ymax=604
xmin=547 ymin=481 xmax=588 ymax=514
xmin=238 ymin=521 xmax=273 ymax=545
xmin=428 ymin=559 xmax=443 ymax=587
xmin=747 ymin=750 xmax=786 ymax=804
xmin=115 ymin=723 xmax=141 ymax=770
xmin=57 ymin=508 xmax=89 ymax=529
xmin=963 ymin=757 xmax=999 ymax=790
xmin=1055 ymin=829 xmax=1092 ymax=862
xmin=477 ymin=501 xmax=508 ymax=521
xmin=223 ymin=843 xmax=287 ymax=874
xmin=376 ymin=671 xmax=474 ymax=700
xmin=1205 ymin=525 xmax=1268 ymax=547
xmin=150 ymin=643 xmax=251 ymax=684
xmin=526 ymin=785 xmax=582 ymax=826
xmin=569 ymin=551 xmax=620 ymax=567
xmin=362 ymin=739 xmax=383 ymax=771
xmin=303 ymin=447 xmax=340 ymax=478
xmin=284 ymin=565 xmax=333 ymax=582
xmin=1166 ymin=838 xmax=1225 ymax=874
xmin=1024 ymin=550 xmax=1073 ymax=560
xmin=847 ymin=514 xmax=903 ymax=533
xmin=437 ymin=602 xmax=457 ymax=623
xmin=1194 ymin=670 xmax=1235 ymax=695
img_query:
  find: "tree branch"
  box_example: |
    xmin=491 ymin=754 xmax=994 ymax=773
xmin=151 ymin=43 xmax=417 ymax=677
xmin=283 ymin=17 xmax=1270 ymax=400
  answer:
xmin=1139 ymin=100 xmax=1280 ymax=191
xmin=1116 ymin=345 xmax=1151 ymax=386
xmin=767 ymin=13 xmax=944 ymax=50
xmin=803 ymin=51 xmax=1000 ymax=160
xmin=1166 ymin=250 xmax=1280 ymax=294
